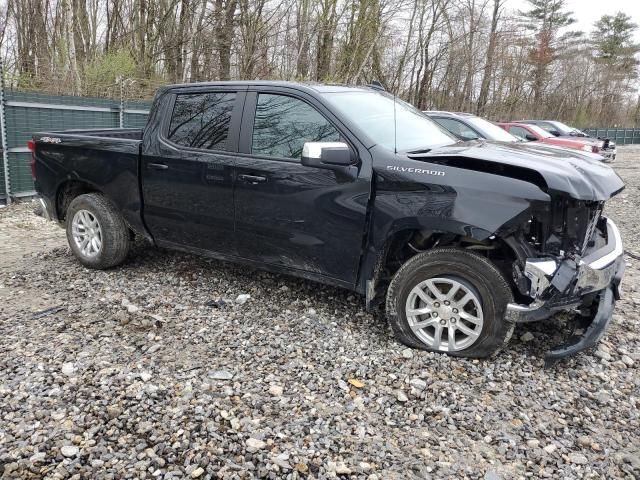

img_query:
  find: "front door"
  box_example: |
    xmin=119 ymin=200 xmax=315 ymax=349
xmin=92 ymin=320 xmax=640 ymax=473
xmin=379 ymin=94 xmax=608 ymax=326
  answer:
xmin=141 ymin=88 xmax=244 ymax=253
xmin=508 ymin=125 xmax=537 ymax=141
xmin=233 ymin=89 xmax=371 ymax=285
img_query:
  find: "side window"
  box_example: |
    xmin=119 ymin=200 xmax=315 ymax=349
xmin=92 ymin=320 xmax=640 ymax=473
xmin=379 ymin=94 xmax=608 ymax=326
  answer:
xmin=168 ymin=92 xmax=236 ymax=150
xmin=252 ymin=93 xmax=340 ymax=159
xmin=434 ymin=118 xmax=479 ymax=140
xmin=509 ymin=126 xmax=532 ymax=139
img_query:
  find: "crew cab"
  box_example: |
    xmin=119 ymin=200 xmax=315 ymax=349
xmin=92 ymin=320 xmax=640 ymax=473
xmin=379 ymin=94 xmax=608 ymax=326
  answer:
xmin=31 ymin=81 xmax=625 ymax=363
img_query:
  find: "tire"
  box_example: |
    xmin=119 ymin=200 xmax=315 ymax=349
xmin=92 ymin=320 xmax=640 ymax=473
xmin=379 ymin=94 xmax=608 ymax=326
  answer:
xmin=386 ymin=248 xmax=514 ymax=358
xmin=65 ymin=193 xmax=130 ymax=269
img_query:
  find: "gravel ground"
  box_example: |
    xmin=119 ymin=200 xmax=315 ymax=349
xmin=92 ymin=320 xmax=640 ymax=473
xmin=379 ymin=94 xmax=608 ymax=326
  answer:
xmin=1 ymin=148 xmax=639 ymax=479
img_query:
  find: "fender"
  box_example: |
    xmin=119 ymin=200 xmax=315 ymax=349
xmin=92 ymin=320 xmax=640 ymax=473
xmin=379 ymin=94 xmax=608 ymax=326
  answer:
xmin=372 ymin=154 xmax=550 ymax=240
xmin=356 ymin=155 xmax=551 ymax=295
xmin=34 ymin=133 xmax=150 ymax=240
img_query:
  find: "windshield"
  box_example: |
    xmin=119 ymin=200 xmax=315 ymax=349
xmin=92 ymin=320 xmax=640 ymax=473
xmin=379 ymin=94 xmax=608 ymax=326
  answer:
xmin=528 ymin=124 xmax=553 ymax=138
xmin=321 ymin=90 xmax=456 ymax=152
xmin=466 ymin=117 xmax=518 ymax=142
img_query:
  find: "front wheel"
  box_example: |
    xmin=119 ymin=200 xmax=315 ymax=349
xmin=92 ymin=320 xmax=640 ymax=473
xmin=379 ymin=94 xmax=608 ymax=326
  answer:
xmin=386 ymin=248 xmax=514 ymax=358
xmin=65 ymin=193 xmax=130 ymax=269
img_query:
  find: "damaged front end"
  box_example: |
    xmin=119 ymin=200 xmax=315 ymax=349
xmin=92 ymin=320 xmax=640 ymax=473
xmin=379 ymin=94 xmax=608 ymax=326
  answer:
xmin=505 ymin=199 xmax=624 ymax=366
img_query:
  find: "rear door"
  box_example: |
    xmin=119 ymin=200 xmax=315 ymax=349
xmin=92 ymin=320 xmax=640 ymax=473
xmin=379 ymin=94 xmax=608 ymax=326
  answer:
xmin=233 ymin=88 xmax=372 ymax=285
xmin=141 ymin=86 xmax=244 ymax=254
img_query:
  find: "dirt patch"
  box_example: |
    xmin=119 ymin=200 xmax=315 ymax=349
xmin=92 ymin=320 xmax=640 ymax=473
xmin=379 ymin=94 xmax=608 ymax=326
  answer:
xmin=0 ymin=200 xmax=66 ymax=270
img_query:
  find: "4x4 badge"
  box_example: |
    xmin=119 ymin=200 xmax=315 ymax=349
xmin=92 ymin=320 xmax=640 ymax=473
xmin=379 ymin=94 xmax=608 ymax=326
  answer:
xmin=40 ymin=136 xmax=62 ymax=144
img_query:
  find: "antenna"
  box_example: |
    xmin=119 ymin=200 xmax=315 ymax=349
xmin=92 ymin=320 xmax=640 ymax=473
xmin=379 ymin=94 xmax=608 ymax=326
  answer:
xmin=393 ymin=90 xmax=398 ymax=154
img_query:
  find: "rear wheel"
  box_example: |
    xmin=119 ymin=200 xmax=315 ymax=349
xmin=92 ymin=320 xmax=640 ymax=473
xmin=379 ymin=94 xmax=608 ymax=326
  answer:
xmin=386 ymin=248 xmax=514 ymax=358
xmin=66 ymin=193 xmax=130 ymax=269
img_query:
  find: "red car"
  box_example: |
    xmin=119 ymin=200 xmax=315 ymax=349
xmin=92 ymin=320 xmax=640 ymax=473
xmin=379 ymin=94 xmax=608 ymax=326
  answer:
xmin=498 ymin=122 xmax=600 ymax=154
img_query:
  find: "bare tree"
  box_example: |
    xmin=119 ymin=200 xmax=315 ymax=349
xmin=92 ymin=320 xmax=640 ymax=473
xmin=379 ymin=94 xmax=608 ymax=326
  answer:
xmin=477 ymin=0 xmax=504 ymax=115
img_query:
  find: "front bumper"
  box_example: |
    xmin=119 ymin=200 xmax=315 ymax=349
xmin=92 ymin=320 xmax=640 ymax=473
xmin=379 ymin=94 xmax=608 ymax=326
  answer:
xmin=600 ymin=148 xmax=616 ymax=162
xmin=543 ymin=286 xmax=616 ymax=367
xmin=506 ymin=217 xmax=624 ymax=363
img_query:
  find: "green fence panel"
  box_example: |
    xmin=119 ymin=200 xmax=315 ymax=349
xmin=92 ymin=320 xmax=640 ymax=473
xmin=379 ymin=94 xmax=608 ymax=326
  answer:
xmin=583 ymin=128 xmax=640 ymax=145
xmin=1 ymin=91 xmax=153 ymax=196
xmin=5 ymin=90 xmax=119 ymax=107
xmin=3 ymin=91 xmax=123 ymax=195
xmin=0 ymin=154 xmax=5 ymax=197
xmin=4 ymin=105 xmax=120 ymax=148
xmin=7 ymin=151 xmax=32 ymax=194
xmin=124 ymin=99 xmax=152 ymax=110
xmin=124 ymin=112 xmax=150 ymax=128
xmin=124 ymin=99 xmax=151 ymax=128
xmin=4 ymin=92 xmax=120 ymax=150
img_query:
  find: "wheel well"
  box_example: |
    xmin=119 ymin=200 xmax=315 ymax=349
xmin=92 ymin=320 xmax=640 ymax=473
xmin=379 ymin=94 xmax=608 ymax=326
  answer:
xmin=368 ymin=229 xmax=520 ymax=309
xmin=56 ymin=181 xmax=100 ymax=221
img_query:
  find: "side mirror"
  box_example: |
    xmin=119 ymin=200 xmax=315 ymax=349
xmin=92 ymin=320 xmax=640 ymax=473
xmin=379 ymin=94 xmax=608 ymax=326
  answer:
xmin=549 ymin=130 xmax=561 ymax=137
xmin=301 ymin=142 xmax=354 ymax=168
xmin=525 ymin=134 xmax=538 ymax=142
xmin=460 ymin=134 xmax=480 ymax=141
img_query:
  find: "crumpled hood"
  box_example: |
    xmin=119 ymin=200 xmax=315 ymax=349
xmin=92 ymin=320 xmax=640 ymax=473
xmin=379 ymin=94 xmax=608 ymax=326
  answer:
xmin=416 ymin=141 xmax=624 ymax=201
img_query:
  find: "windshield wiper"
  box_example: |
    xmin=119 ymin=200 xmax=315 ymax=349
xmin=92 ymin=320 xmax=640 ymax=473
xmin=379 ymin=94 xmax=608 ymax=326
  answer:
xmin=406 ymin=148 xmax=432 ymax=154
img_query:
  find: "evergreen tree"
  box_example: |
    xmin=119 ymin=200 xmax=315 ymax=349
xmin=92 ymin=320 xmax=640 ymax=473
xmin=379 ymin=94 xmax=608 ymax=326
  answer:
xmin=518 ymin=0 xmax=578 ymax=113
xmin=592 ymin=12 xmax=639 ymax=78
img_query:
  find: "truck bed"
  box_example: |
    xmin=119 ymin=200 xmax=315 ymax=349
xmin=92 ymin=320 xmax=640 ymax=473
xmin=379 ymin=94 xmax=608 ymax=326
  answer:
xmin=32 ymin=128 xmax=145 ymax=237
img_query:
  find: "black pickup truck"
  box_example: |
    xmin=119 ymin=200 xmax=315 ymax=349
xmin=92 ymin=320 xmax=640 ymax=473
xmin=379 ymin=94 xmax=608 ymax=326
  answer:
xmin=31 ymin=81 xmax=625 ymax=363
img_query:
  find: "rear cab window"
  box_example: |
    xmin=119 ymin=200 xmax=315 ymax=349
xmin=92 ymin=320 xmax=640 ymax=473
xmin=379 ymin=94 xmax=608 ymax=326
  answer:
xmin=168 ymin=92 xmax=237 ymax=151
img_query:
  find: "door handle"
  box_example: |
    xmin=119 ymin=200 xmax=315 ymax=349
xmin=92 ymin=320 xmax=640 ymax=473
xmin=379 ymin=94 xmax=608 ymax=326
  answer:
xmin=238 ymin=174 xmax=267 ymax=184
xmin=147 ymin=163 xmax=169 ymax=170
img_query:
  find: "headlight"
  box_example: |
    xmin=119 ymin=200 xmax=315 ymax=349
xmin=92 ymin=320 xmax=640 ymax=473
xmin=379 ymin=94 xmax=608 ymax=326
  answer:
xmin=582 ymin=144 xmax=592 ymax=152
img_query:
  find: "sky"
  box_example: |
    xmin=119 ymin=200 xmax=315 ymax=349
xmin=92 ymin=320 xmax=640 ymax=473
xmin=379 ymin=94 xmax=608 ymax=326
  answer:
xmin=509 ymin=0 xmax=640 ymax=42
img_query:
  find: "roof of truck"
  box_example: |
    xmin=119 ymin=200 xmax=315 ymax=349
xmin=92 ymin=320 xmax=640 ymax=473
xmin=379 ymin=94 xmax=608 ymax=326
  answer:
xmin=161 ymin=80 xmax=378 ymax=94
